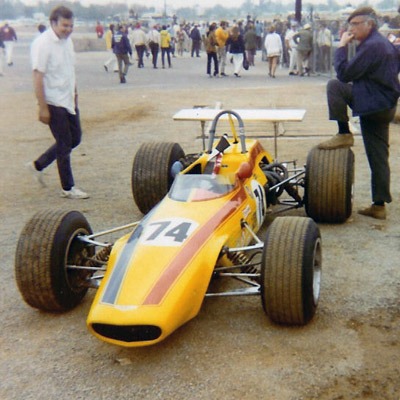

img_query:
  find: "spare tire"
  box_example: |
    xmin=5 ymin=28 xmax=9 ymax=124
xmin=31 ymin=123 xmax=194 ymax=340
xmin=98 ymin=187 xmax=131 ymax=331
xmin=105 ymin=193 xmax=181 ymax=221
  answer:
xmin=305 ymin=147 xmax=354 ymax=223
xmin=132 ymin=142 xmax=185 ymax=214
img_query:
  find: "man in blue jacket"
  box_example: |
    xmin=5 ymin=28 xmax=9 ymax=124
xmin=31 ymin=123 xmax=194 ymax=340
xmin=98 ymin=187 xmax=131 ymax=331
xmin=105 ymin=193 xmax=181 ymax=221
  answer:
xmin=190 ymin=24 xmax=202 ymax=57
xmin=112 ymin=25 xmax=132 ymax=83
xmin=318 ymin=7 xmax=400 ymax=219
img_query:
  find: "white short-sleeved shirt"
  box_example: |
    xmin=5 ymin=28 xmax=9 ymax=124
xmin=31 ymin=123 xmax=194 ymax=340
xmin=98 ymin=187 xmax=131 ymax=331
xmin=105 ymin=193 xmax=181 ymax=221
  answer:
xmin=31 ymin=27 xmax=76 ymax=115
xmin=285 ymin=28 xmax=297 ymax=49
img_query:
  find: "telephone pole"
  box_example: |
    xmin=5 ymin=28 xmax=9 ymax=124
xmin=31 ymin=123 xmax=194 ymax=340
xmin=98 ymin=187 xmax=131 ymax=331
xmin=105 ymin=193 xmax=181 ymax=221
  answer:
xmin=295 ymin=0 xmax=302 ymax=23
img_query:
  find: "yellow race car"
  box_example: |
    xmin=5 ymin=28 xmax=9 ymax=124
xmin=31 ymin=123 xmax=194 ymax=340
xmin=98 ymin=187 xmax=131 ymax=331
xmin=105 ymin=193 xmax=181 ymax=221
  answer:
xmin=15 ymin=110 xmax=354 ymax=347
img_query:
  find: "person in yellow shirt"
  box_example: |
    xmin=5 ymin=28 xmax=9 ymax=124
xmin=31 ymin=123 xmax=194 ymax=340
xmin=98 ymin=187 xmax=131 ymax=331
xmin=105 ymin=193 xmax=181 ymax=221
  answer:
xmin=104 ymin=24 xmax=117 ymax=72
xmin=215 ymin=20 xmax=229 ymax=76
xmin=160 ymin=25 xmax=172 ymax=68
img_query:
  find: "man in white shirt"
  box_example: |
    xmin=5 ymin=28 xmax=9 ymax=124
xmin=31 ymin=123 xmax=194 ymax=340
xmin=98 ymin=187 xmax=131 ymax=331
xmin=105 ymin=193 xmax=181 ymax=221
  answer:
xmin=285 ymin=22 xmax=298 ymax=75
xmin=317 ymin=22 xmax=332 ymax=72
xmin=131 ymin=23 xmax=147 ymax=68
xmin=147 ymin=25 xmax=161 ymax=68
xmin=27 ymin=5 xmax=89 ymax=199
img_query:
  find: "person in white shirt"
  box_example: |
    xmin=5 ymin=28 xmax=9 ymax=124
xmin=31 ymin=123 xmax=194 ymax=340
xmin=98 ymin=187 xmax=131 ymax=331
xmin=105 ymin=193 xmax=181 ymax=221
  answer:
xmin=131 ymin=23 xmax=147 ymax=68
xmin=264 ymin=25 xmax=282 ymax=78
xmin=104 ymin=24 xmax=117 ymax=72
xmin=285 ymin=22 xmax=298 ymax=75
xmin=27 ymin=5 xmax=89 ymax=199
xmin=147 ymin=25 xmax=161 ymax=68
xmin=317 ymin=22 xmax=332 ymax=72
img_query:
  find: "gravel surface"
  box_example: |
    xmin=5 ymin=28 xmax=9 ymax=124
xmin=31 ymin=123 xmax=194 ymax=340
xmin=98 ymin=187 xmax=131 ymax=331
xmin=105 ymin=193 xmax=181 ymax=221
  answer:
xmin=1 ymin=30 xmax=400 ymax=400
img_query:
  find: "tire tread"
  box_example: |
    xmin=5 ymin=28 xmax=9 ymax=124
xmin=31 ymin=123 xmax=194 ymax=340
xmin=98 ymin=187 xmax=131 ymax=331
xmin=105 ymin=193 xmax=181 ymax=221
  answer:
xmin=261 ymin=216 xmax=320 ymax=325
xmin=305 ymin=147 xmax=354 ymax=222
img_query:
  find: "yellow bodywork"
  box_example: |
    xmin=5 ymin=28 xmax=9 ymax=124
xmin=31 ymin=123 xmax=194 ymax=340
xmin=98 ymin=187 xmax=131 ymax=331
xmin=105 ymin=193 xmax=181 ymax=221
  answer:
xmin=87 ymin=139 xmax=272 ymax=346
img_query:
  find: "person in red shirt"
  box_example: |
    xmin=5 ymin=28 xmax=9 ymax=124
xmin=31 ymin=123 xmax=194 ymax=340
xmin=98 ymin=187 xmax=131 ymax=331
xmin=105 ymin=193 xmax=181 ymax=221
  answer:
xmin=95 ymin=21 xmax=104 ymax=39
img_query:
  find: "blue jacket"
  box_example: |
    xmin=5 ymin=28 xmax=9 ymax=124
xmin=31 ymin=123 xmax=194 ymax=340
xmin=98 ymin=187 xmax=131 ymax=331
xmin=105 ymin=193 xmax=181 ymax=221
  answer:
xmin=112 ymin=30 xmax=132 ymax=55
xmin=190 ymin=27 xmax=201 ymax=41
xmin=334 ymin=29 xmax=400 ymax=116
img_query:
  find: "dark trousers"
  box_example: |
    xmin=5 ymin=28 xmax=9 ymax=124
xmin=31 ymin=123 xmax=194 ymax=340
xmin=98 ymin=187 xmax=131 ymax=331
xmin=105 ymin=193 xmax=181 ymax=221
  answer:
xmin=327 ymin=79 xmax=396 ymax=203
xmin=135 ymin=44 xmax=146 ymax=67
xmin=149 ymin=42 xmax=159 ymax=67
xmin=35 ymin=106 xmax=82 ymax=190
xmin=161 ymin=47 xmax=171 ymax=67
xmin=170 ymin=39 xmax=175 ymax=56
xmin=207 ymin=52 xmax=218 ymax=75
xmin=191 ymin=39 xmax=201 ymax=57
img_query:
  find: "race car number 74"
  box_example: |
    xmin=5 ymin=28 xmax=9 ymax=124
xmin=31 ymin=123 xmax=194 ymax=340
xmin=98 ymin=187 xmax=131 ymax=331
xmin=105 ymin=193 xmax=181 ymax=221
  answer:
xmin=141 ymin=218 xmax=199 ymax=247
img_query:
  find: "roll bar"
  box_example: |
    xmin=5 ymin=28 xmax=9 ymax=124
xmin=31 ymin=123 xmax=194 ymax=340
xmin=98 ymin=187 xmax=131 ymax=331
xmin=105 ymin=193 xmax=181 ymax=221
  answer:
xmin=207 ymin=110 xmax=247 ymax=154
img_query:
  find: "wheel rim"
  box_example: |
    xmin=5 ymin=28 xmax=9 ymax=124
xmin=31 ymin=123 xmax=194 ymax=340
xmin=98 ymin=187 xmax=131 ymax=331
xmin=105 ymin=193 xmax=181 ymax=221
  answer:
xmin=312 ymin=238 xmax=322 ymax=306
xmin=350 ymin=180 xmax=354 ymax=211
xmin=64 ymin=228 xmax=92 ymax=292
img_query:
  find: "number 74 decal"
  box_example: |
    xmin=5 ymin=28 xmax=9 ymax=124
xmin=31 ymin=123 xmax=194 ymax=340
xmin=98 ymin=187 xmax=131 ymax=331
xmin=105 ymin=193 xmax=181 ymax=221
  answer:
xmin=140 ymin=218 xmax=199 ymax=247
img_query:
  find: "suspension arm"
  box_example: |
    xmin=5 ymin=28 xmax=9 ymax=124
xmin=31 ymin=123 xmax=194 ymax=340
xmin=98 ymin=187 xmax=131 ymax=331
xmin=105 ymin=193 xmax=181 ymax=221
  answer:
xmin=205 ymin=287 xmax=260 ymax=297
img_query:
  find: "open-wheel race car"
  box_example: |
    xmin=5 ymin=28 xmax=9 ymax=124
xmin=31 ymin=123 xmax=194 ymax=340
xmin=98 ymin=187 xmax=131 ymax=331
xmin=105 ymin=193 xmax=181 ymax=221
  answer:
xmin=15 ymin=110 xmax=354 ymax=347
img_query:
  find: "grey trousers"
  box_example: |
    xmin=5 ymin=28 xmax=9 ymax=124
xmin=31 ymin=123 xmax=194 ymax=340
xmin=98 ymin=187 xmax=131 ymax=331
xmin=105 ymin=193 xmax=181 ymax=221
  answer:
xmin=327 ymin=79 xmax=396 ymax=204
xmin=217 ymin=46 xmax=227 ymax=73
xmin=116 ymin=53 xmax=129 ymax=80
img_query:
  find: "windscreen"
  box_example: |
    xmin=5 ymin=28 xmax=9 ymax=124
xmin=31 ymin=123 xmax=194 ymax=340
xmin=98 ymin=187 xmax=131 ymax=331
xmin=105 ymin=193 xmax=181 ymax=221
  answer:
xmin=169 ymin=174 xmax=235 ymax=202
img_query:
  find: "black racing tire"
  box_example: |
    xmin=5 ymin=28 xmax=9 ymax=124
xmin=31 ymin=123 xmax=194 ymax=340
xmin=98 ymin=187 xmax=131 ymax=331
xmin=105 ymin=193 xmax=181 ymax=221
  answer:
xmin=132 ymin=142 xmax=185 ymax=214
xmin=261 ymin=216 xmax=322 ymax=325
xmin=305 ymin=147 xmax=354 ymax=223
xmin=15 ymin=210 xmax=93 ymax=312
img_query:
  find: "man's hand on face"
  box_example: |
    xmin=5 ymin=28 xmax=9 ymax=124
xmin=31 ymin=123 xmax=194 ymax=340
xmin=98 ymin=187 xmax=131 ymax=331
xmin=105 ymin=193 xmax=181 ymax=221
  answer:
xmin=339 ymin=31 xmax=354 ymax=47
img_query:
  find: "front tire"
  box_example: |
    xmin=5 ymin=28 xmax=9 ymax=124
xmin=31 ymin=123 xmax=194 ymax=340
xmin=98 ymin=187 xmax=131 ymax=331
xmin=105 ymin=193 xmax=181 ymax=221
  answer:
xmin=305 ymin=147 xmax=354 ymax=223
xmin=132 ymin=142 xmax=185 ymax=214
xmin=15 ymin=210 xmax=93 ymax=312
xmin=261 ymin=216 xmax=322 ymax=325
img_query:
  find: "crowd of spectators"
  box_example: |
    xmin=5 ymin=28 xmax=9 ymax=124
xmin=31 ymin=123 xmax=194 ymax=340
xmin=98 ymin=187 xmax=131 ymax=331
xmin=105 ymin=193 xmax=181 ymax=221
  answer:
xmin=99 ymin=10 xmax=400 ymax=80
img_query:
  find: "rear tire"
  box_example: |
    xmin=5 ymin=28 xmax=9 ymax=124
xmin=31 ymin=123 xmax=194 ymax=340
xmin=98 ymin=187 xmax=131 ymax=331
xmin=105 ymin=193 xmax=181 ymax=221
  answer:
xmin=132 ymin=142 xmax=185 ymax=214
xmin=261 ymin=216 xmax=322 ymax=325
xmin=305 ymin=147 xmax=354 ymax=223
xmin=15 ymin=210 xmax=93 ymax=312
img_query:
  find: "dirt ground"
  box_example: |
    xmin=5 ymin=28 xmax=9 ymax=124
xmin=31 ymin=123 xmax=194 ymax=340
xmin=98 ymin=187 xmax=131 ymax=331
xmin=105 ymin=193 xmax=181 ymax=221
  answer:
xmin=1 ymin=31 xmax=400 ymax=400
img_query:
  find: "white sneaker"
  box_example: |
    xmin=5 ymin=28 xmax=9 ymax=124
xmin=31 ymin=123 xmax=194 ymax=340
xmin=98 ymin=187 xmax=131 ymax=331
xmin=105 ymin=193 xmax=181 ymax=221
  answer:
xmin=61 ymin=186 xmax=89 ymax=199
xmin=25 ymin=161 xmax=46 ymax=187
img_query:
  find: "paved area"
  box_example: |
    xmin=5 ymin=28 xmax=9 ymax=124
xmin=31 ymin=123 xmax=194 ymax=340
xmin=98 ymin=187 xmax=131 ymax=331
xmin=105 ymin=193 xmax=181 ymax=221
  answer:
xmin=1 ymin=28 xmax=400 ymax=400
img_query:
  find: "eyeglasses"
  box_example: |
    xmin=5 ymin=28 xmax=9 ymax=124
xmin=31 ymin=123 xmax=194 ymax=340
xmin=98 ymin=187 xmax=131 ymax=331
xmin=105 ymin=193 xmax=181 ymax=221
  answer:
xmin=349 ymin=20 xmax=367 ymax=27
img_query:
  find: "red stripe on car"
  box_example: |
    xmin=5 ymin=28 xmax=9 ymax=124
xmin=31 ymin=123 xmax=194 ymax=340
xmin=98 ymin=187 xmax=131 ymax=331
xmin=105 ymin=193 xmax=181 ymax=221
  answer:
xmin=143 ymin=187 xmax=247 ymax=305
